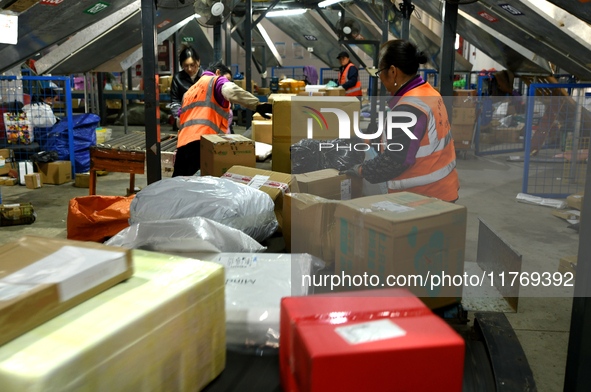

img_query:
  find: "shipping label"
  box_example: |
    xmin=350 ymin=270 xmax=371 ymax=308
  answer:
xmin=335 ymin=319 xmax=406 ymax=345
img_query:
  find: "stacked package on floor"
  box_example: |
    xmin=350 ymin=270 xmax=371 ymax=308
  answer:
xmin=0 ymin=249 xmax=225 ymax=392
xmin=280 ymin=289 xmax=465 ymax=392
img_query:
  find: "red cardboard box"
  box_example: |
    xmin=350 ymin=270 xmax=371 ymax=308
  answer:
xmin=280 ymin=289 xmax=464 ymax=392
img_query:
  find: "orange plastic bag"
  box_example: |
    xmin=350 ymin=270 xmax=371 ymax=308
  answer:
xmin=67 ymin=195 xmax=135 ymax=242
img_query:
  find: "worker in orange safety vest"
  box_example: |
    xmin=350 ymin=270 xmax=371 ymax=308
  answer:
xmin=340 ymin=40 xmax=459 ymax=202
xmin=173 ymin=61 xmax=272 ymax=177
xmin=337 ymin=51 xmax=362 ymax=97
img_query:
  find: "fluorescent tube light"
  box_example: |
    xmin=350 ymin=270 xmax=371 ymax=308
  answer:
xmin=318 ymin=0 xmax=346 ymax=8
xmin=266 ymin=9 xmax=307 ymax=17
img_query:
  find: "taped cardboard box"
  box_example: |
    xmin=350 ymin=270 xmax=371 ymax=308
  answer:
xmin=35 ymin=161 xmax=72 ymax=185
xmin=258 ymin=87 xmax=271 ymax=96
xmin=222 ymin=165 xmax=298 ymax=230
xmin=252 ymin=120 xmax=273 ymax=145
xmin=451 ymin=107 xmax=476 ymax=125
xmin=1 ymin=178 xmax=17 ymax=186
xmin=294 ymin=169 xmax=362 ymax=200
xmin=201 ymin=134 xmax=256 ymax=177
xmin=0 ymin=249 xmax=225 ymax=392
xmin=268 ymin=93 xmax=296 ymax=104
xmin=567 ymin=191 xmax=584 ymax=210
xmin=559 ymin=255 xmax=577 ymax=276
xmin=271 ymin=96 xmax=360 ymax=173
xmin=284 ymin=193 xmax=338 ymax=264
xmin=0 ymin=149 xmax=16 ymax=176
xmin=0 ymin=236 xmax=134 ymax=347
xmin=0 ymin=203 xmax=35 ymax=226
xmin=334 ymin=192 xmax=467 ymax=309
xmin=24 ymin=174 xmax=43 ymax=189
xmin=75 ymin=173 xmax=90 ymax=188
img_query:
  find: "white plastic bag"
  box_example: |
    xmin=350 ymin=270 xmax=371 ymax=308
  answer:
xmin=23 ymin=103 xmax=57 ymax=128
xmin=129 ymin=176 xmax=278 ymax=242
xmin=105 ymin=217 xmax=266 ymax=255
xmin=197 ymin=252 xmax=325 ymax=348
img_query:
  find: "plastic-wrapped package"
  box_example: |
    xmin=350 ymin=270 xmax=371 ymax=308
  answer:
xmin=129 ymin=176 xmax=278 ymax=242
xmin=195 ymin=252 xmax=325 ymax=348
xmin=290 ymin=138 xmax=365 ymax=174
xmin=105 ymin=217 xmax=266 ymax=254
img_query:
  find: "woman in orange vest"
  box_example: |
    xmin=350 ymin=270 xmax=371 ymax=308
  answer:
xmin=341 ymin=40 xmax=459 ymax=202
xmin=337 ymin=52 xmax=362 ymax=97
xmin=172 ymin=61 xmax=272 ymax=177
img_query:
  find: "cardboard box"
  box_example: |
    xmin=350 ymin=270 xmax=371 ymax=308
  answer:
xmin=284 ymin=193 xmax=338 ymax=263
xmin=552 ymin=209 xmax=580 ymax=221
xmin=2 ymin=178 xmax=17 ymax=186
xmin=280 ymin=289 xmax=465 ymax=392
xmin=253 ymin=113 xmax=272 ymax=121
xmin=0 ymin=149 xmax=16 ymax=176
xmin=0 ymin=249 xmax=225 ymax=392
xmin=222 ymin=165 xmax=298 ymax=229
xmin=496 ymin=125 xmax=524 ymax=143
xmin=234 ymin=79 xmax=256 ymax=91
xmin=479 ymin=132 xmax=496 ymax=145
xmin=325 ymin=87 xmax=346 ymax=96
xmin=0 ymin=203 xmax=35 ymax=226
xmin=258 ymin=87 xmax=271 ymax=96
xmin=158 ymin=76 xmax=172 ymax=93
xmin=25 ymin=173 xmax=43 ymax=189
xmin=0 ymin=236 xmax=133 ymax=346
xmin=567 ymin=191 xmax=584 ymax=210
xmin=4 ymin=0 xmax=38 ymax=13
xmin=252 ymin=120 xmax=273 ymax=145
xmin=453 ymin=89 xmax=478 ymax=107
xmin=559 ymin=255 xmax=577 ymax=276
xmin=200 ymin=134 xmax=256 ymax=177
xmin=268 ymin=93 xmax=296 ymax=104
xmin=452 ymin=107 xmax=476 ymax=125
xmin=35 ymin=161 xmax=72 ymax=185
xmin=75 ymin=173 xmax=90 ymax=188
xmin=106 ymin=100 xmax=122 ymax=110
xmin=271 ymin=96 xmax=361 ymax=173
xmin=278 ymin=79 xmax=305 ymax=94
xmin=295 ymin=169 xmax=363 ymax=200
xmin=334 ymin=192 xmax=466 ymax=308
xmin=451 ymin=124 xmax=474 ymax=145
xmin=453 ymin=89 xmax=478 ymax=97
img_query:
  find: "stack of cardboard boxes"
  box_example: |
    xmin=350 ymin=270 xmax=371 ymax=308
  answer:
xmin=451 ymin=90 xmax=477 ymax=148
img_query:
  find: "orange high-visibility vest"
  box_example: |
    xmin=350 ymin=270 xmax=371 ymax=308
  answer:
xmin=385 ymin=82 xmax=459 ymax=202
xmin=178 ymin=75 xmax=230 ymax=148
xmin=338 ymin=62 xmax=362 ymax=96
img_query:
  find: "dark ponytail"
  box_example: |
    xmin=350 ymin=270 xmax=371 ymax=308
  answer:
xmin=179 ymin=42 xmax=200 ymax=65
xmin=379 ymin=39 xmax=428 ymax=75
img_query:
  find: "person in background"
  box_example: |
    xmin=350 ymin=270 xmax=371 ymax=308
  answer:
xmin=341 ymin=39 xmax=459 ymax=202
xmin=172 ymin=61 xmax=272 ymax=177
xmin=170 ymin=44 xmax=202 ymax=130
xmin=336 ymin=51 xmax=362 ymax=97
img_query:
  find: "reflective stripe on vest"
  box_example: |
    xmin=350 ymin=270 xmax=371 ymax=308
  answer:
xmin=178 ymin=75 xmax=230 ymax=147
xmin=388 ymin=159 xmax=456 ymax=190
xmin=339 ymin=62 xmax=362 ymax=96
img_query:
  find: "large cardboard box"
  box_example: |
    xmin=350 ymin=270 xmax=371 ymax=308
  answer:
xmin=0 ymin=149 xmax=16 ymax=176
xmin=252 ymin=120 xmax=273 ymax=145
xmin=253 ymin=113 xmax=272 ymax=121
xmin=271 ymin=96 xmax=361 ymax=173
xmin=24 ymin=173 xmax=43 ymax=189
xmin=284 ymin=193 xmax=339 ymax=264
xmin=294 ymin=169 xmax=363 ymax=200
xmin=453 ymin=89 xmax=478 ymax=107
xmin=158 ymin=75 xmax=172 ymax=93
xmin=200 ymin=134 xmax=256 ymax=177
xmin=325 ymin=87 xmax=346 ymax=96
xmin=35 ymin=161 xmax=72 ymax=185
xmin=452 ymin=107 xmax=477 ymax=125
xmin=0 ymin=250 xmax=225 ymax=392
xmin=268 ymin=93 xmax=296 ymax=104
xmin=222 ymin=165 xmax=298 ymax=229
xmin=567 ymin=191 xmax=584 ymax=210
xmin=0 ymin=236 xmax=133 ymax=346
xmin=451 ymin=124 xmax=473 ymax=148
xmin=334 ymin=192 xmax=467 ymax=308
xmin=280 ymin=289 xmax=465 ymax=392
xmin=0 ymin=203 xmax=35 ymax=226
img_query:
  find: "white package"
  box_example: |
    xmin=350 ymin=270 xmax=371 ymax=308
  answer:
xmin=129 ymin=176 xmax=278 ymax=242
xmin=105 ymin=216 xmax=266 ymax=255
xmin=197 ymin=252 xmax=325 ymax=348
xmin=516 ymin=193 xmax=567 ymax=209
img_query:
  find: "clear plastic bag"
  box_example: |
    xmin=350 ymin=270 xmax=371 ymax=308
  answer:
xmin=199 ymin=253 xmax=325 ymax=348
xmin=105 ymin=217 xmax=266 ymax=255
xmin=129 ymin=176 xmax=278 ymax=242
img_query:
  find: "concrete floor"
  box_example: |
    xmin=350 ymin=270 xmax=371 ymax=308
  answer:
xmin=0 ymin=125 xmax=579 ymax=391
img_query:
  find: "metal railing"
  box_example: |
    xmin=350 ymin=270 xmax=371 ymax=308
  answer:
xmin=0 ymin=75 xmax=76 ymax=175
xmin=522 ymin=83 xmax=591 ymax=198
xmin=271 ymin=66 xmax=306 ymax=80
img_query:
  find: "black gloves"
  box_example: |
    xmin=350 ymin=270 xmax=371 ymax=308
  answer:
xmin=339 ymin=164 xmax=363 ymax=178
xmin=255 ymin=103 xmax=272 ymax=119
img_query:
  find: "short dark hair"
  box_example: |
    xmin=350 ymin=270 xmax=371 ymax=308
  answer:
xmin=379 ymin=39 xmax=428 ymax=76
xmin=206 ymin=61 xmax=232 ymax=77
xmin=179 ymin=43 xmax=199 ymax=65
